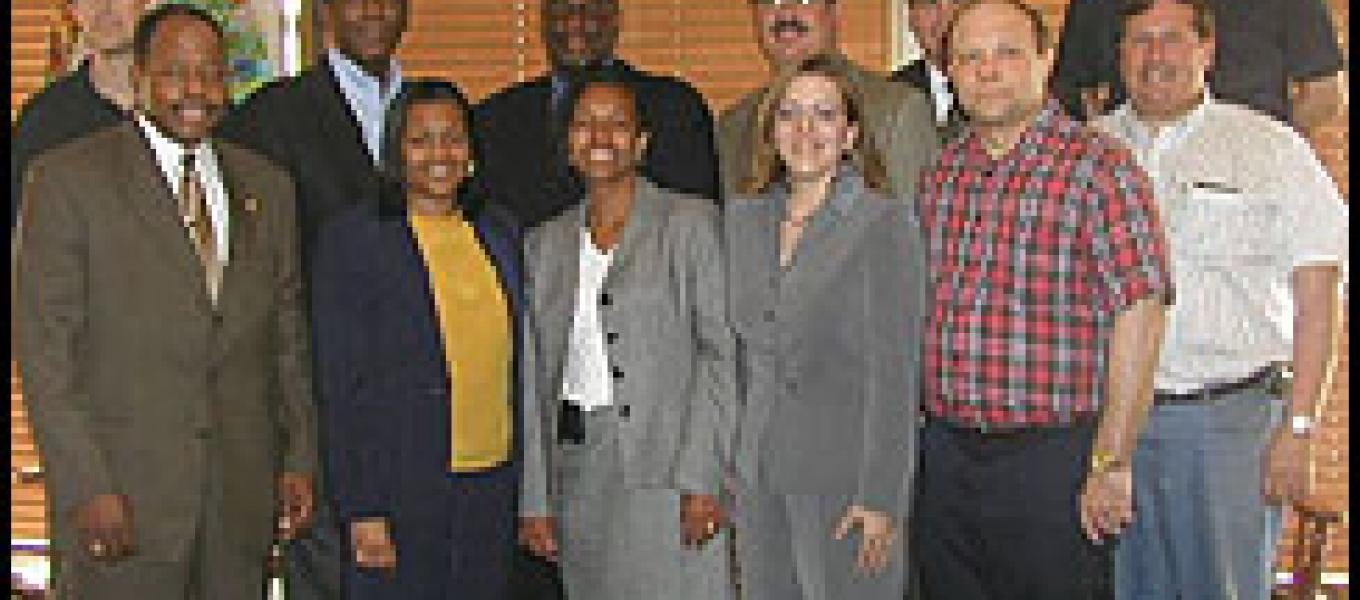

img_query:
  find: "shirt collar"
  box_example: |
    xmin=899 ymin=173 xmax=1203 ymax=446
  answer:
xmin=327 ymin=48 xmax=402 ymax=105
xmin=133 ymin=113 xmax=211 ymax=174
xmin=1110 ymin=89 xmax=1213 ymax=151
xmin=961 ymin=97 xmax=1066 ymax=160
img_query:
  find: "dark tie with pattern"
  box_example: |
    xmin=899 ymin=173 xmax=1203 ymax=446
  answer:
xmin=180 ymin=151 xmax=221 ymax=305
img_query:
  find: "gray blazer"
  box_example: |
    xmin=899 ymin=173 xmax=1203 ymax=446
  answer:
xmin=520 ymin=177 xmax=737 ymax=517
xmin=725 ymin=167 xmax=927 ymax=515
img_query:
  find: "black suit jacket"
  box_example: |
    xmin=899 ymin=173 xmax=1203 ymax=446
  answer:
xmin=473 ymin=60 xmax=719 ymax=228
xmin=889 ymin=59 xmax=966 ymax=143
xmin=215 ymin=66 xmax=382 ymax=266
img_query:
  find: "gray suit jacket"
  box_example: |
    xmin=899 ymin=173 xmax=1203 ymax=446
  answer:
xmin=13 ymin=121 xmax=316 ymax=562
xmin=725 ymin=167 xmax=926 ymax=515
xmin=717 ymin=53 xmax=939 ymax=201
xmin=520 ymin=178 xmax=737 ymax=517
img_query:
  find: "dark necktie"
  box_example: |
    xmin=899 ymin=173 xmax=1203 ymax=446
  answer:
xmin=180 ymin=151 xmax=221 ymax=304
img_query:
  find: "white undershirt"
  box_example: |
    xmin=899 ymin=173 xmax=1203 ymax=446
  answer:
xmin=561 ymin=232 xmax=615 ymax=410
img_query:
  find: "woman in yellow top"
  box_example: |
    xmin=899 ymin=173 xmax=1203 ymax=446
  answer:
xmin=311 ymin=79 xmax=525 ymax=599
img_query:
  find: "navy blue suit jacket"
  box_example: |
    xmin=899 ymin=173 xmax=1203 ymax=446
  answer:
xmin=311 ymin=197 xmax=524 ymax=528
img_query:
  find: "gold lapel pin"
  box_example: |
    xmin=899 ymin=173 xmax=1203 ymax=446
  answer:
xmin=244 ymin=196 xmax=260 ymax=213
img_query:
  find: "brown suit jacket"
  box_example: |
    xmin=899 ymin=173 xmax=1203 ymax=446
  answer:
xmin=13 ymin=121 xmax=316 ymax=564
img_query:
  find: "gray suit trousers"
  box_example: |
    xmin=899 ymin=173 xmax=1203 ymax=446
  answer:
xmin=555 ymin=409 xmax=733 ymax=600
xmin=734 ymin=477 xmax=906 ymax=600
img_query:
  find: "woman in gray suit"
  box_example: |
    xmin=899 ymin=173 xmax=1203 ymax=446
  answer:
xmin=725 ymin=54 xmax=928 ymax=600
xmin=517 ymin=75 xmax=736 ymax=600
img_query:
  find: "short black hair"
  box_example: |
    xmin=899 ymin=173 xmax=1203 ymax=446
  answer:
xmin=133 ymin=3 xmax=225 ymax=65
xmin=563 ymin=69 xmax=651 ymax=133
xmin=944 ymin=0 xmax=1050 ymax=59
xmin=1120 ymin=0 xmax=1215 ymax=40
xmin=377 ymin=79 xmax=480 ymax=215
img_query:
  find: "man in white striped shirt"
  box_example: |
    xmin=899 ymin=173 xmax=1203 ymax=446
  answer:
xmin=1096 ymin=1 xmax=1347 ymax=598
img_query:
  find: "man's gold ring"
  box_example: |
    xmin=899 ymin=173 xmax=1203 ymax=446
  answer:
xmin=89 ymin=541 xmax=106 ymax=556
xmin=706 ymin=522 xmax=719 ymax=535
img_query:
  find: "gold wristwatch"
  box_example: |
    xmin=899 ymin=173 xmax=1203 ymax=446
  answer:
xmin=1089 ymin=450 xmax=1127 ymax=475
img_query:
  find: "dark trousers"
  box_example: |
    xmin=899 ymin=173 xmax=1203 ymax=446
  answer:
xmin=914 ymin=419 xmax=1112 ymax=600
xmin=348 ymin=466 xmax=518 ymax=600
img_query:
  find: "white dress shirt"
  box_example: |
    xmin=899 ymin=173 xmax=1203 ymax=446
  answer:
xmin=925 ymin=62 xmax=955 ymax=126
xmin=135 ymin=114 xmax=230 ymax=265
xmin=561 ymin=232 xmax=615 ymax=410
xmin=327 ymin=48 xmax=403 ymax=164
xmin=1098 ymin=93 xmax=1348 ymax=391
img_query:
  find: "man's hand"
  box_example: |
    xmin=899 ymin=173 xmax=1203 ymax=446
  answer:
xmin=277 ymin=472 xmax=314 ymax=541
xmin=1079 ymin=467 xmax=1134 ymax=543
xmin=349 ymin=518 xmax=397 ymax=571
xmin=1264 ymin=429 xmax=1315 ymax=507
xmin=833 ymin=505 xmax=896 ymax=575
xmin=518 ymin=516 xmax=559 ymax=562
xmin=680 ymin=493 xmax=726 ymax=548
xmin=75 ymin=493 xmax=135 ymax=561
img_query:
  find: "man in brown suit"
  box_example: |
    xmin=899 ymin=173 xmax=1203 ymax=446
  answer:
xmin=13 ymin=5 xmax=316 ymax=598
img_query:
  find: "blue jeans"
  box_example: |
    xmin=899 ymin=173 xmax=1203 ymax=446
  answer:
xmin=1114 ymin=389 xmax=1284 ymax=600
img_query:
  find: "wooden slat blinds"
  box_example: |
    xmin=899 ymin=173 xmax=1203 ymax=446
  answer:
xmin=10 ymin=0 xmax=1351 ymax=581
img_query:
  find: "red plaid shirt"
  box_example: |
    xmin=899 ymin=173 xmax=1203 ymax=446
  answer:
xmin=919 ymin=100 xmax=1171 ymax=430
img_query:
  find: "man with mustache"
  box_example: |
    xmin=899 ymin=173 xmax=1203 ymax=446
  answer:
xmin=718 ymin=0 xmax=937 ymax=200
xmin=1095 ymin=1 xmax=1347 ymax=597
xmin=12 ymin=0 xmax=159 ymax=232
xmin=474 ymin=0 xmax=719 ymax=228
xmin=14 ymin=4 xmax=316 ymax=597
xmin=1053 ymin=0 xmax=1344 ymax=134
xmin=216 ymin=0 xmax=409 ymax=596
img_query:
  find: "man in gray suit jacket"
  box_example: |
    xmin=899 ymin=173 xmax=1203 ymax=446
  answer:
xmin=13 ymin=6 xmax=316 ymax=598
xmin=718 ymin=0 xmax=938 ymax=200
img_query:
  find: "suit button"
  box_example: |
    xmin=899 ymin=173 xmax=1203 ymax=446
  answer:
xmin=605 ymin=331 xmax=619 ymax=344
xmin=611 ymin=367 xmax=624 ymax=380
xmin=763 ymin=310 xmax=775 ymax=322
xmin=618 ymin=405 xmax=631 ymax=418
xmin=195 ymin=427 xmax=212 ymax=440
xmin=211 ymin=314 xmax=223 ymax=326
xmin=599 ymin=292 xmax=612 ymax=307
xmin=786 ymin=381 xmax=798 ymax=394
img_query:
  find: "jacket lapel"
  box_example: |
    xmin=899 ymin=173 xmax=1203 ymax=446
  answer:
xmin=212 ymin=142 xmax=264 ymax=320
xmin=777 ymin=172 xmax=877 ymax=313
xmin=307 ymin=68 xmax=380 ymax=198
xmin=113 ymin=122 xmax=212 ymax=310
xmin=600 ymin=178 xmax=664 ymax=293
xmin=538 ymin=208 xmax=583 ymax=390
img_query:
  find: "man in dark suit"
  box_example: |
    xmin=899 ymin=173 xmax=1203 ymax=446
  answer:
xmin=473 ymin=0 xmax=719 ymax=228
xmin=215 ymin=0 xmax=409 ymax=597
xmin=890 ymin=0 xmax=965 ymax=142
xmin=11 ymin=0 xmax=156 ymax=231
xmin=217 ymin=0 xmax=407 ymax=266
xmin=14 ymin=5 xmax=316 ymax=597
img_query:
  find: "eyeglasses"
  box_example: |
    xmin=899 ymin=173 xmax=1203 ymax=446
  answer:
xmin=749 ymin=0 xmax=836 ymax=6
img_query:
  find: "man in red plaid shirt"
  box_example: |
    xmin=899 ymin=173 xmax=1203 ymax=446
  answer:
xmin=912 ymin=1 xmax=1173 ymax=597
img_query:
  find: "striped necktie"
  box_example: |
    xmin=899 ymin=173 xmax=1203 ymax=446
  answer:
xmin=180 ymin=150 xmax=221 ymax=305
